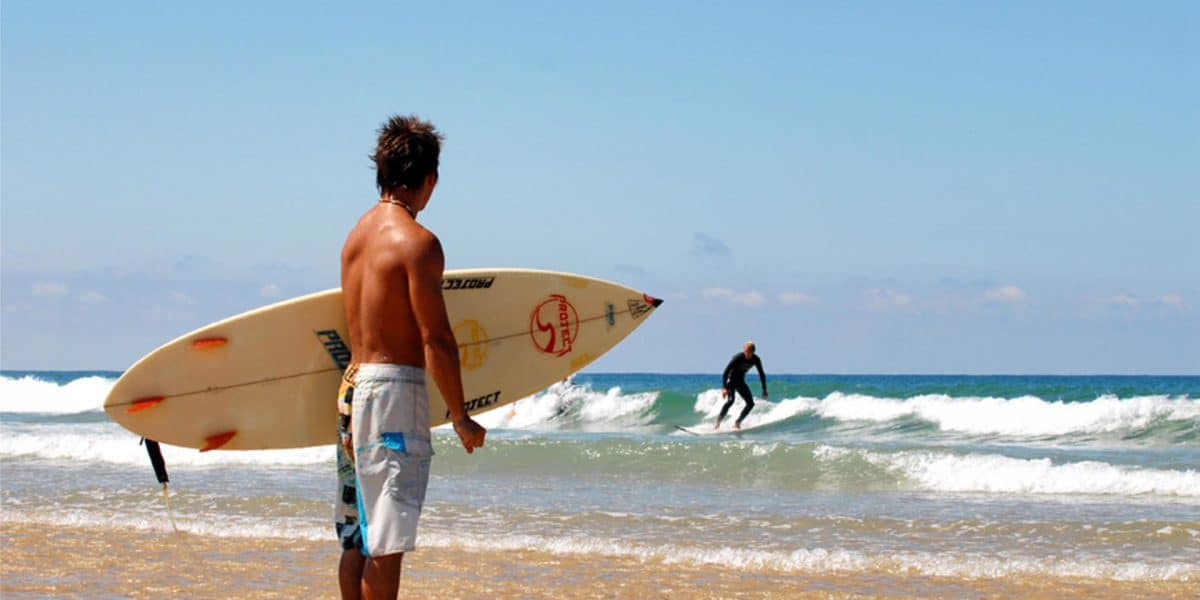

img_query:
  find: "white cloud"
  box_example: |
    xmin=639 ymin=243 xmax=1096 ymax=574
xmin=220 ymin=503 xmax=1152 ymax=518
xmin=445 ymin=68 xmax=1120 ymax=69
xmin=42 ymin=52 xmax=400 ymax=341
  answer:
xmin=79 ymin=291 xmax=106 ymax=303
xmin=1083 ymin=292 xmax=1193 ymax=316
xmin=1101 ymin=295 xmax=1139 ymax=307
xmin=1160 ymin=293 xmax=1188 ymax=309
xmin=32 ymin=281 xmax=69 ymax=297
xmin=1092 ymin=293 xmax=1188 ymax=311
xmin=778 ymin=291 xmax=819 ymax=305
xmin=983 ymin=285 xmax=1028 ymax=304
xmin=691 ymin=233 xmax=731 ymax=257
xmin=702 ymin=287 xmax=766 ymax=307
xmin=261 ymin=283 xmax=282 ymax=298
xmin=737 ymin=291 xmax=766 ymax=306
xmin=863 ymin=288 xmax=913 ymax=312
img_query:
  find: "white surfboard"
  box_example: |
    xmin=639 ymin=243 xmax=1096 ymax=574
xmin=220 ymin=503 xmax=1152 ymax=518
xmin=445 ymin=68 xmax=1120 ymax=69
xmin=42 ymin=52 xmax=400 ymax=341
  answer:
xmin=104 ymin=269 xmax=662 ymax=451
xmin=673 ymin=421 xmax=772 ymax=436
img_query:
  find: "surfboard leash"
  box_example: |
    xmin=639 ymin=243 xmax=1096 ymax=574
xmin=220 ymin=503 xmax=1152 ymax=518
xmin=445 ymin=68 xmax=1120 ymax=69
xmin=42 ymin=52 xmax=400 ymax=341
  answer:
xmin=139 ymin=437 xmax=208 ymax=560
xmin=140 ymin=438 xmax=181 ymax=533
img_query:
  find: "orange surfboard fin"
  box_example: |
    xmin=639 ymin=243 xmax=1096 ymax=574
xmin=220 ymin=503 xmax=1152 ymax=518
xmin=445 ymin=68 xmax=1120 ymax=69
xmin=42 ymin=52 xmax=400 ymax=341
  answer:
xmin=127 ymin=396 xmax=166 ymax=413
xmin=199 ymin=430 xmax=238 ymax=452
xmin=191 ymin=337 xmax=229 ymax=349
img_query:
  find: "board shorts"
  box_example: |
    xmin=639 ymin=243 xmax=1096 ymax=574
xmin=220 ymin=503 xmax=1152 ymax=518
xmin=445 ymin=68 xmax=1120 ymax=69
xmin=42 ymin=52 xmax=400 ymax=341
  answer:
xmin=335 ymin=363 xmax=434 ymax=557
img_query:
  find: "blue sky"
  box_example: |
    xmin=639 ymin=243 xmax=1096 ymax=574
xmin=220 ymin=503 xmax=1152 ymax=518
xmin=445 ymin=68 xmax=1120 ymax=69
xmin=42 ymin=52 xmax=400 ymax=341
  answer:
xmin=2 ymin=1 xmax=1197 ymax=373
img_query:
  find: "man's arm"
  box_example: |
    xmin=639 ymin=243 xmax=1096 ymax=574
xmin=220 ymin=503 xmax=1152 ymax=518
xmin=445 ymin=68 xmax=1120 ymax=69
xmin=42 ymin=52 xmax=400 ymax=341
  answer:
xmin=408 ymin=234 xmax=485 ymax=453
xmin=755 ymin=356 xmax=767 ymax=398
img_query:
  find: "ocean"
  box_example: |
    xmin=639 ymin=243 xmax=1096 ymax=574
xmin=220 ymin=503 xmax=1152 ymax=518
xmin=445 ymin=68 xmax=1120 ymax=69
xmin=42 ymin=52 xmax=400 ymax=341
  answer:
xmin=2 ymin=371 xmax=1197 ymax=592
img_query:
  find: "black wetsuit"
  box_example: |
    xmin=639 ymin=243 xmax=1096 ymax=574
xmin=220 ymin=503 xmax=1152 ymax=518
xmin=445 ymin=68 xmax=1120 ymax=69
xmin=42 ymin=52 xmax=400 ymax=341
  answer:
xmin=718 ymin=352 xmax=766 ymax=427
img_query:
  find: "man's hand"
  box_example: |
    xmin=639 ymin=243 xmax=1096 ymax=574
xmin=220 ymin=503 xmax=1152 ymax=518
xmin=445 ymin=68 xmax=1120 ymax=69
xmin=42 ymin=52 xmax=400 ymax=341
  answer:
xmin=763 ymin=391 xmax=768 ymax=399
xmin=452 ymin=416 xmax=486 ymax=454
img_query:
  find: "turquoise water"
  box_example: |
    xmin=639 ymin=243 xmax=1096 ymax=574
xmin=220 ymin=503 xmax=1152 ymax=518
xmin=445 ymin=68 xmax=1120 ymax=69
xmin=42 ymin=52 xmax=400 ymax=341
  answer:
xmin=2 ymin=371 xmax=1198 ymax=581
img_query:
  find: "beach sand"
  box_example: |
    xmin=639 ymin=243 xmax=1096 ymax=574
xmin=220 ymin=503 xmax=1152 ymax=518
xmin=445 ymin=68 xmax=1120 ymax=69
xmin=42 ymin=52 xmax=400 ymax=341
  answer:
xmin=4 ymin=522 xmax=1195 ymax=598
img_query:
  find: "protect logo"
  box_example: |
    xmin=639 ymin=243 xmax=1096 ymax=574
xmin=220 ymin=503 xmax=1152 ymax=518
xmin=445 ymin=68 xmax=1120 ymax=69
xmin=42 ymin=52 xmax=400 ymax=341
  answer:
xmin=529 ymin=294 xmax=579 ymax=356
xmin=443 ymin=276 xmax=496 ymax=291
xmin=446 ymin=390 xmax=502 ymax=419
xmin=316 ymin=329 xmax=352 ymax=370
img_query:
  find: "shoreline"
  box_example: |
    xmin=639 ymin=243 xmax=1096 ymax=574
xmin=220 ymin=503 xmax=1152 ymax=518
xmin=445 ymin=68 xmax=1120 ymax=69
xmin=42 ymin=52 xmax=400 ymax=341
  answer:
xmin=2 ymin=522 xmax=1193 ymax=599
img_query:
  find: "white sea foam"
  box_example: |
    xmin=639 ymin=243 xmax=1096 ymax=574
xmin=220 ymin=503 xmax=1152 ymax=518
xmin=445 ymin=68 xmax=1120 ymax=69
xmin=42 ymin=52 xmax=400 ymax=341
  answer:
xmin=692 ymin=388 xmax=816 ymax=429
xmin=0 ymin=508 xmax=329 ymax=542
xmin=817 ymin=392 xmax=1198 ymax=436
xmin=8 ymin=509 xmax=1192 ymax=582
xmin=0 ymin=374 xmax=113 ymax=414
xmin=577 ymin=387 xmax=658 ymax=427
xmin=815 ymin=445 xmax=1200 ymax=497
xmin=473 ymin=380 xmax=660 ymax=431
xmin=0 ymin=427 xmax=333 ymax=466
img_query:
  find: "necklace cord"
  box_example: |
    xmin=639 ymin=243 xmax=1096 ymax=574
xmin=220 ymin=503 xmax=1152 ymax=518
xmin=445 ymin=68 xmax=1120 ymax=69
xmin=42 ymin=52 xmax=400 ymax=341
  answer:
xmin=379 ymin=197 xmax=415 ymax=217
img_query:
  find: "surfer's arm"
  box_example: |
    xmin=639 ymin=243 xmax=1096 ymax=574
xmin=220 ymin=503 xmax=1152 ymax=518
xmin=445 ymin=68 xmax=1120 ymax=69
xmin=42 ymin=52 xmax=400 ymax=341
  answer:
xmin=755 ymin=356 xmax=767 ymax=397
xmin=409 ymin=234 xmax=485 ymax=453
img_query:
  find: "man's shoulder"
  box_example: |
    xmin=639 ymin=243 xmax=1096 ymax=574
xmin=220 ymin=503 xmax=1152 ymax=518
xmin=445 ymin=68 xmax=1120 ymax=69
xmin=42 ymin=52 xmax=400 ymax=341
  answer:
xmin=394 ymin=222 xmax=438 ymax=248
xmin=389 ymin=224 xmax=443 ymax=272
xmin=359 ymin=221 xmax=439 ymax=271
xmin=407 ymin=225 xmax=442 ymax=259
xmin=369 ymin=220 xmax=435 ymax=252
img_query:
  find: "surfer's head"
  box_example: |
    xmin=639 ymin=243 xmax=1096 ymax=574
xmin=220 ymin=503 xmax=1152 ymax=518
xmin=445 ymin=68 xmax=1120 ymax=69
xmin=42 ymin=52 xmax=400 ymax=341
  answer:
xmin=744 ymin=341 xmax=756 ymax=358
xmin=373 ymin=115 xmax=442 ymax=203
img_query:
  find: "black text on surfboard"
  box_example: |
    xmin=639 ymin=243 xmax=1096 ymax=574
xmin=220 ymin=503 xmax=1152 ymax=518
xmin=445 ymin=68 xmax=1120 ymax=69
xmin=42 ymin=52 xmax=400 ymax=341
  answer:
xmin=315 ymin=329 xmax=352 ymax=370
xmin=443 ymin=276 xmax=495 ymax=291
xmin=449 ymin=390 xmax=501 ymax=419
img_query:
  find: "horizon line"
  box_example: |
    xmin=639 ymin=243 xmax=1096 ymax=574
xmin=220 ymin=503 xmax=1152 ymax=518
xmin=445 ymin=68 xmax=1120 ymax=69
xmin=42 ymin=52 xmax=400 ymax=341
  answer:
xmin=2 ymin=369 xmax=1197 ymax=378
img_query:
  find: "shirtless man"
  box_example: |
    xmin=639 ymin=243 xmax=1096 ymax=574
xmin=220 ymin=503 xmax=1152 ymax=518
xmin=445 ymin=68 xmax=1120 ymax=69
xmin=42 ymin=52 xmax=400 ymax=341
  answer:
xmin=335 ymin=115 xmax=486 ymax=599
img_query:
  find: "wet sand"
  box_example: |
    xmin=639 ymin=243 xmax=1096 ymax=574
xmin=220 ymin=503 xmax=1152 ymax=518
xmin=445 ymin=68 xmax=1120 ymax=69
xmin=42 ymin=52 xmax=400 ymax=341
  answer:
xmin=1 ymin=522 xmax=1193 ymax=599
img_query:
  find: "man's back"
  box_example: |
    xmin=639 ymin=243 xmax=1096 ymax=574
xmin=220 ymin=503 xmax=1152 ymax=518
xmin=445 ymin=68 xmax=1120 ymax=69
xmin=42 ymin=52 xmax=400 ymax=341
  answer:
xmin=341 ymin=204 xmax=435 ymax=367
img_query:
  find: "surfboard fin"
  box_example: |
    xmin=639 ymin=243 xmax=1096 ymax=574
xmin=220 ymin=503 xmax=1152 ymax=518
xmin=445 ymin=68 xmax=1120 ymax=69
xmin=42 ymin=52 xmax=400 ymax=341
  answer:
xmin=127 ymin=396 xmax=166 ymax=413
xmin=199 ymin=430 xmax=238 ymax=452
xmin=190 ymin=337 xmax=229 ymax=349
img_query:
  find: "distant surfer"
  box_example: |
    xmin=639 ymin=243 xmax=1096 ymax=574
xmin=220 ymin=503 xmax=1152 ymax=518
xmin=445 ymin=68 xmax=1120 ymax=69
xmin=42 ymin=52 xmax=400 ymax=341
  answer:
xmin=550 ymin=375 xmax=577 ymax=418
xmin=336 ymin=115 xmax=487 ymax=599
xmin=715 ymin=341 xmax=768 ymax=430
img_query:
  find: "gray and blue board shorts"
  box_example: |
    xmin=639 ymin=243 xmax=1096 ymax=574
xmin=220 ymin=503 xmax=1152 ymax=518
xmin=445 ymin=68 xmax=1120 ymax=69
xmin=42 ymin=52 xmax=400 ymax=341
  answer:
xmin=335 ymin=363 xmax=434 ymax=557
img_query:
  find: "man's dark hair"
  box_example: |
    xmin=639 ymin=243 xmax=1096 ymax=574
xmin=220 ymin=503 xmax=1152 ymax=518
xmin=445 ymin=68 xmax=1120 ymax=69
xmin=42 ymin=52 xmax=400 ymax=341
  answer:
xmin=372 ymin=115 xmax=443 ymax=192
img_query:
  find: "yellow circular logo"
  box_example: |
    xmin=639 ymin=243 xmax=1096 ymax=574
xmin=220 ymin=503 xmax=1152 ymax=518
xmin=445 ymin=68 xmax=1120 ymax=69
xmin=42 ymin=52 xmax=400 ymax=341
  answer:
xmin=454 ymin=319 xmax=488 ymax=371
